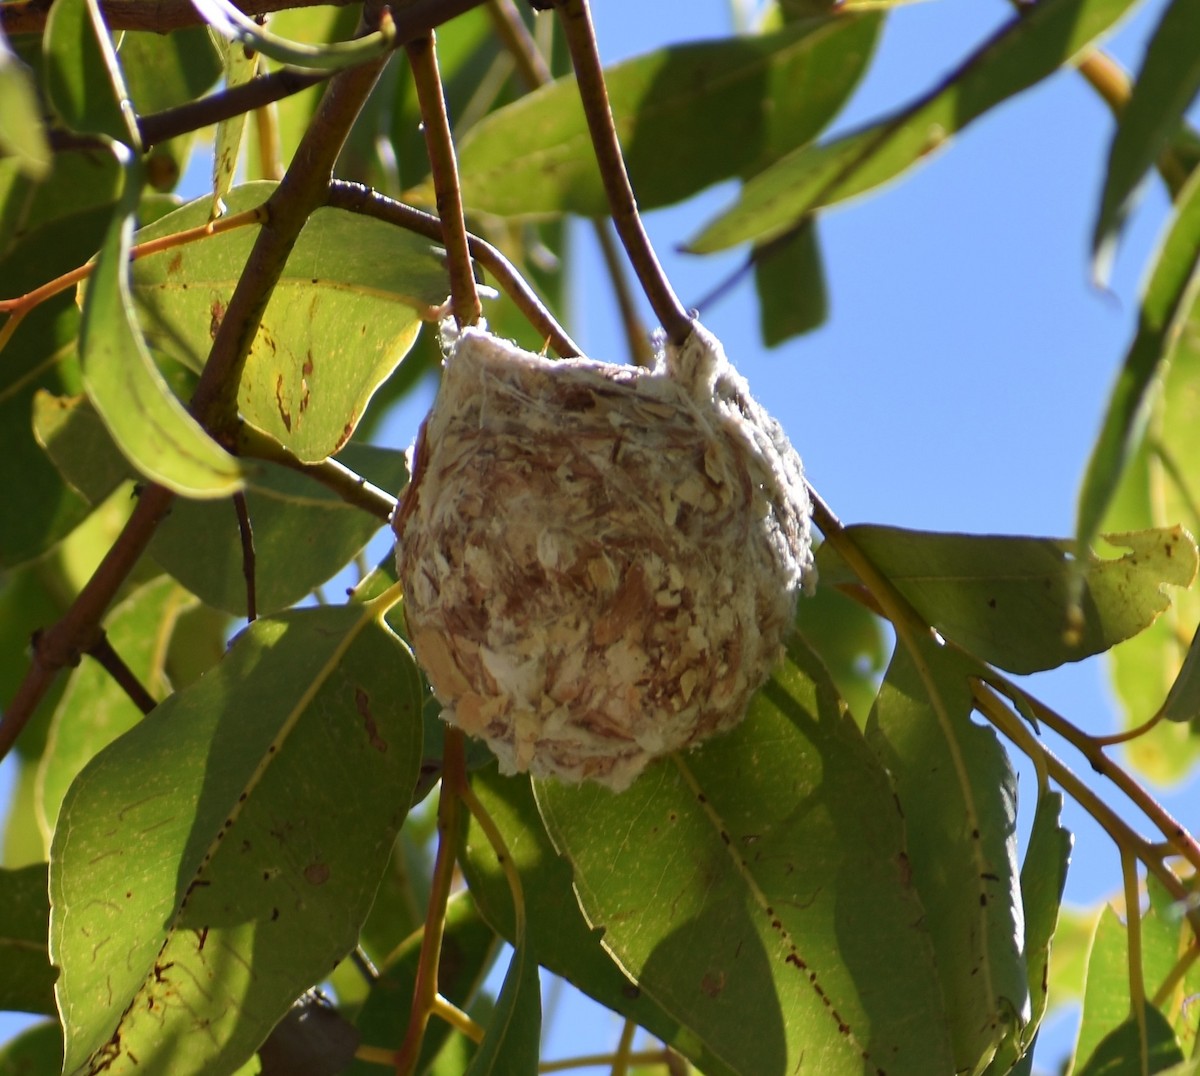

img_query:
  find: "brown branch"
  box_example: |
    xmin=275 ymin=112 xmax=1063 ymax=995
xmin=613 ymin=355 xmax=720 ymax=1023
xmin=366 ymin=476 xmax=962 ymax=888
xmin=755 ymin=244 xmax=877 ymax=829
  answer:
xmin=406 ymin=34 xmax=481 ymax=329
xmin=233 ymin=492 xmax=258 ymax=622
xmin=552 ymin=0 xmax=691 ymax=345
xmin=325 ymin=181 xmax=581 ymax=356
xmin=86 ymin=632 xmax=158 ymax=715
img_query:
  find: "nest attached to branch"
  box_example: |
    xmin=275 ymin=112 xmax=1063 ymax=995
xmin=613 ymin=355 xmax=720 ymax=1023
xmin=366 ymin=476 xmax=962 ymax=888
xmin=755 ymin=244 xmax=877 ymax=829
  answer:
xmin=394 ymin=321 xmax=814 ymax=791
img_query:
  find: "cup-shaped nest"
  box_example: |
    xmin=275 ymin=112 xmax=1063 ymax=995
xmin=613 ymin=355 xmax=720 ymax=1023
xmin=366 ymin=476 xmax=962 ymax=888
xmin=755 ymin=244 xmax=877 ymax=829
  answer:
xmin=394 ymin=322 xmax=813 ymax=791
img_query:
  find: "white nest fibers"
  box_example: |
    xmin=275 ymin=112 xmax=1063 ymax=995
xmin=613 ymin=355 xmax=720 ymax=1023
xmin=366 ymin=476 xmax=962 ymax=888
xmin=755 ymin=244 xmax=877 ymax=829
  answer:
xmin=394 ymin=321 xmax=814 ymax=791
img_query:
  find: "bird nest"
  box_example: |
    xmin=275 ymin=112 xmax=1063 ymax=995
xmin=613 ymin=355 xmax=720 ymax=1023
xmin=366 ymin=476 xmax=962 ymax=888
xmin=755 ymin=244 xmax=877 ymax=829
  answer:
xmin=394 ymin=321 xmax=813 ymax=791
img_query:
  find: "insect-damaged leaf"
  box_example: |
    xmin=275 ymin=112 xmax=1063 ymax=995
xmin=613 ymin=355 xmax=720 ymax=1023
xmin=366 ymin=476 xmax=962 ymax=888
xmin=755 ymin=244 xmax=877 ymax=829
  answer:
xmin=817 ymin=525 xmax=1198 ymax=674
xmin=535 ymin=637 xmax=954 ymax=1075
xmin=50 ymin=606 xmax=422 ymax=1076
xmin=128 ymin=182 xmax=450 ymax=462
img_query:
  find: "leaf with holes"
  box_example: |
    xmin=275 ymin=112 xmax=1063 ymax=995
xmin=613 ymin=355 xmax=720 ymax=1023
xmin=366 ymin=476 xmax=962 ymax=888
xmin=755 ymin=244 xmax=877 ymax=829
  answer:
xmin=127 ymin=182 xmax=450 ymax=462
xmin=49 ymin=605 xmax=422 ymax=1076
xmin=867 ymin=637 xmax=1027 ymax=1072
xmin=535 ymin=637 xmax=953 ymax=1075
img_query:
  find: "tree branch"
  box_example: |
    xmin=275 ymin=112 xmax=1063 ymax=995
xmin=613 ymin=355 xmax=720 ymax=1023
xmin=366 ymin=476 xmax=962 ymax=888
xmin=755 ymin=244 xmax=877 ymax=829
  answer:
xmin=86 ymin=632 xmax=158 ymax=715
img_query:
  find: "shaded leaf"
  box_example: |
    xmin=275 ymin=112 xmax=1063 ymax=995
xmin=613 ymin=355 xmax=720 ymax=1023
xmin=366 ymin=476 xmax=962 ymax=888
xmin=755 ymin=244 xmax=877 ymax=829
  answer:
xmin=464 ymin=941 xmax=540 ymax=1076
xmin=36 ymin=576 xmax=188 ymax=839
xmin=817 ymin=525 xmax=1198 ymax=674
xmin=688 ymin=0 xmax=1143 ymax=252
xmin=50 ymin=606 xmax=423 ymax=1076
xmin=1092 ymin=0 xmax=1200 ymax=275
xmin=753 ymin=221 xmax=828 ymax=347
xmin=79 ymin=152 xmax=244 ymax=498
xmin=257 ymin=991 xmax=359 ymax=1076
xmin=453 ymin=15 xmax=880 ymax=217
xmin=461 ymin=767 xmax=735 ymax=1076
xmin=535 ymin=637 xmax=954 ymax=1076
xmin=42 ymin=0 xmax=136 ymax=145
xmin=1075 ymin=1004 xmax=1183 ymax=1076
xmin=0 ymin=864 xmax=55 ymax=1015
xmin=867 ymin=638 xmax=1027 ymax=1071
xmin=129 ymin=183 xmax=449 ymax=461
xmin=0 ymin=1021 xmax=63 ymax=1075
xmin=1078 ymin=168 xmax=1200 ymax=562
xmin=33 ymin=392 xmax=406 ymax=615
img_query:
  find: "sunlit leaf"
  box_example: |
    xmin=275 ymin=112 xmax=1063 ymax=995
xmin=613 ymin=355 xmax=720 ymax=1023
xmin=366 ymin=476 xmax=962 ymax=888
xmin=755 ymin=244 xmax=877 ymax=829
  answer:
xmin=461 ymin=767 xmax=736 ymax=1076
xmin=868 ymin=638 xmax=1027 ymax=1071
xmin=818 ymin=525 xmax=1198 ymax=674
xmin=536 ymin=637 xmax=954 ymax=1075
xmin=129 ymin=183 xmax=450 ymax=461
xmin=50 ymin=606 xmax=423 ymax=1076
xmin=79 ymin=152 xmax=244 ymax=498
xmin=753 ymin=221 xmax=828 ymax=346
xmin=1076 ymin=1004 xmax=1183 ymax=1076
xmin=0 ymin=864 xmax=55 ymax=1015
xmin=34 ymin=391 xmax=405 ymax=615
xmin=688 ymin=0 xmax=1143 ymax=252
xmin=1077 ymin=168 xmax=1200 ymax=561
xmin=0 ymin=31 xmax=50 ymax=179
xmin=42 ymin=0 xmax=138 ymax=147
xmin=464 ymin=941 xmax=540 ymax=1076
xmin=452 ymin=15 xmax=880 ymax=217
xmin=211 ymin=38 xmax=258 ymax=213
xmin=1092 ymin=0 xmax=1200 ymax=275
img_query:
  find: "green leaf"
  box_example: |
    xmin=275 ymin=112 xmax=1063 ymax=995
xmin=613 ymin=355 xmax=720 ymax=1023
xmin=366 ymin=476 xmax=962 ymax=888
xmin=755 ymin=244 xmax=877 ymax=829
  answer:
xmin=535 ymin=637 xmax=954 ymax=1076
xmin=1078 ymin=168 xmax=1200 ymax=574
xmin=0 ymin=1021 xmax=63 ymax=1075
xmin=0 ymin=864 xmax=56 ymax=1015
xmin=36 ymin=577 xmax=189 ymax=838
xmin=0 ymin=31 xmax=50 ymax=179
xmin=461 ymin=767 xmax=736 ymax=1076
xmin=50 ymin=605 xmax=423 ymax=1076
xmin=211 ymin=38 xmax=258 ymax=214
xmin=1076 ymin=1004 xmax=1184 ymax=1076
xmin=754 ymin=221 xmax=828 ymax=347
xmin=129 ymin=183 xmax=449 ymax=461
xmin=34 ymin=391 xmax=404 ymax=614
xmin=453 ymin=15 xmax=880 ymax=218
xmin=42 ymin=0 xmax=138 ymax=147
xmin=818 ymin=525 xmax=1198 ymax=674
xmin=464 ymin=942 xmax=540 ymax=1076
xmin=688 ymin=0 xmax=1142 ymax=252
xmin=984 ymin=791 xmax=1072 ymax=1074
xmin=1092 ymin=0 xmax=1200 ymax=275
xmin=257 ymin=992 xmax=359 ymax=1076
xmin=79 ymin=152 xmax=244 ymax=498
xmin=867 ymin=638 xmax=1027 ymax=1071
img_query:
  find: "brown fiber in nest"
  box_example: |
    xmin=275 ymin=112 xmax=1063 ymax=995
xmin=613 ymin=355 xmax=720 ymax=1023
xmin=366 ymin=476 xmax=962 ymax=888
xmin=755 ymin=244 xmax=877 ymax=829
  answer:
xmin=394 ymin=322 xmax=813 ymax=791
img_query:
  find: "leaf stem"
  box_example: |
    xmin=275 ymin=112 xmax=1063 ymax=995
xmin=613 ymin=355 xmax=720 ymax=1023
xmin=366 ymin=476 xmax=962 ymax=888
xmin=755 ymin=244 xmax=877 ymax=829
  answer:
xmin=1121 ymin=848 xmax=1150 ymax=1075
xmin=393 ymin=728 xmax=466 ymax=1076
xmin=325 ymin=181 xmax=581 ymax=355
xmin=406 ymin=33 xmax=481 ymax=329
xmin=609 ymin=1019 xmax=637 ymax=1076
xmin=85 ymin=631 xmax=158 ymax=715
xmin=232 ymin=491 xmax=258 ymax=623
xmin=552 ymin=0 xmax=692 ymax=344
xmin=429 ymin=993 xmax=485 ymax=1042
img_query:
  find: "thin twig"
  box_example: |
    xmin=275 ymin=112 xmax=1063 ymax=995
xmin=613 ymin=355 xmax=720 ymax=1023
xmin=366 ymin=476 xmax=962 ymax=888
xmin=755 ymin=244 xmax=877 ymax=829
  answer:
xmin=406 ymin=34 xmax=481 ymax=328
xmin=233 ymin=491 xmax=258 ymax=623
xmin=324 ymin=181 xmax=581 ymax=355
xmin=592 ymin=221 xmax=653 ymax=366
xmin=552 ymin=0 xmax=692 ymax=344
xmin=85 ymin=631 xmax=158 ymax=715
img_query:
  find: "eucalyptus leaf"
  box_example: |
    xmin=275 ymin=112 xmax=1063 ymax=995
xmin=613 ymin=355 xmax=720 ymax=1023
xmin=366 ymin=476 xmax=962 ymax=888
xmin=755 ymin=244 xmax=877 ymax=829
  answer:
xmin=817 ymin=524 xmax=1198 ymax=674
xmin=452 ymin=15 xmax=880 ymax=218
xmin=753 ymin=220 xmax=828 ymax=346
xmin=1092 ymin=0 xmax=1200 ymax=275
xmin=0 ymin=1021 xmax=63 ymax=1075
xmin=463 ymin=941 xmax=540 ymax=1076
xmin=1075 ymin=1004 xmax=1183 ymax=1075
xmin=78 ymin=151 xmax=244 ymax=498
xmin=535 ymin=637 xmax=954 ymax=1075
xmin=1077 ymin=168 xmax=1200 ymax=569
xmin=128 ymin=183 xmax=449 ymax=461
xmin=0 ymin=864 xmax=55 ymax=1015
xmin=867 ymin=638 xmax=1028 ymax=1071
xmin=0 ymin=31 xmax=50 ymax=178
xmin=50 ymin=606 xmax=423 ymax=1076
xmin=688 ymin=0 xmax=1143 ymax=252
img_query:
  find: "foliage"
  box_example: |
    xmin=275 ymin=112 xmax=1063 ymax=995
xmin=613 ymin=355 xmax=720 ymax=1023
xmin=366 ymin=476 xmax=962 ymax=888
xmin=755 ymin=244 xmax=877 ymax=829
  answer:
xmin=0 ymin=0 xmax=1199 ymax=1074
